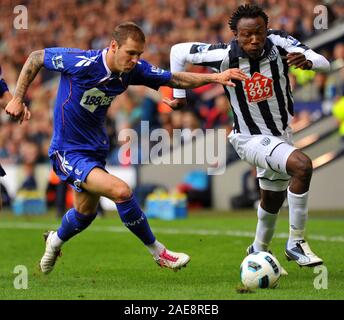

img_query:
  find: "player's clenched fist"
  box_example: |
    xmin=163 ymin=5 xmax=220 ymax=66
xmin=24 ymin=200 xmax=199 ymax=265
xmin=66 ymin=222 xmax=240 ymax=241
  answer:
xmin=5 ymin=96 xmax=31 ymax=124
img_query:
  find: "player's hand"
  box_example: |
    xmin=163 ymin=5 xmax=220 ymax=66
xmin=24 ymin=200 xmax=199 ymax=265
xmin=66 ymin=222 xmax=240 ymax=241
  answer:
xmin=217 ymin=68 xmax=248 ymax=87
xmin=18 ymin=105 xmax=31 ymax=124
xmin=5 ymin=96 xmax=31 ymax=124
xmin=162 ymin=97 xmax=187 ymax=110
xmin=287 ymin=52 xmax=313 ymax=69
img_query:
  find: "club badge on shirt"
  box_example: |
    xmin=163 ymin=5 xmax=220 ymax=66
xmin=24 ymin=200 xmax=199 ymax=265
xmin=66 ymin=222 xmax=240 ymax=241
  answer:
xmin=52 ymin=54 xmax=64 ymax=70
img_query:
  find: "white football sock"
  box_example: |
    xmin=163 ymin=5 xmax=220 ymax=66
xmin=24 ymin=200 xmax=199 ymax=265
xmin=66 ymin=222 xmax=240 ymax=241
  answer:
xmin=146 ymin=240 xmax=165 ymax=259
xmin=287 ymin=187 xmax=308 ymax=248
xmin=253 ymin=204 xmax=278 ymax=251
xmin=50 ymin=232 xmax=64 ymax=250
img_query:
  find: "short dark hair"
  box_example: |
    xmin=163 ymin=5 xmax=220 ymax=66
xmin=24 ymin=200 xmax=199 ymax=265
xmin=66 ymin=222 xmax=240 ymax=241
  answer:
xmin=229 ymin=4 xmax=269 ymax=32
xmin=112 ymin=22 xmax=145 ymax=46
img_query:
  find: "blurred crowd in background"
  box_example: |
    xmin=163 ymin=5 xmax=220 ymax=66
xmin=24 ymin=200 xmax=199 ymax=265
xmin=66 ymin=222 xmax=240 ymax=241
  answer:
xmin=0 ymin=0 xmax=343 ymax=170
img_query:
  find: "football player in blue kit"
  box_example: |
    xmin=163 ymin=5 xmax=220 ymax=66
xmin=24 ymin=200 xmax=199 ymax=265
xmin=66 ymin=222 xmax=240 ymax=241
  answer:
xmin=5 ymin=22 xmax=247 ymax=274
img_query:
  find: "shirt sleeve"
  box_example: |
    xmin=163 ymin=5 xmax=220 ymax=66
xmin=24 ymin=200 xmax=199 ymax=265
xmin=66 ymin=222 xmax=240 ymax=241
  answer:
xmin=303 ymin=50 xmax=330 ymax=71
xmin=268 ymin=30 xmax=309 ymax=53
xmin=268 ymin=30 xmax=330 ymax=71
xmin=170 ymin=42 xmax=228 ymax=98
xmin=0 ymin=67 xmax=9 ymax=97
xmin=130 ymin=60 xmax=172 ymax=90
xmin=44 ymin=47 xmax=92 ymax=76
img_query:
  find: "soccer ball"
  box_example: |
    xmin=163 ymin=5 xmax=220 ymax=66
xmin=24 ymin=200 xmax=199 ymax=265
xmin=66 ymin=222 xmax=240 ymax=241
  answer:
xmin=240 ymin=252 xmax=281 ymax=289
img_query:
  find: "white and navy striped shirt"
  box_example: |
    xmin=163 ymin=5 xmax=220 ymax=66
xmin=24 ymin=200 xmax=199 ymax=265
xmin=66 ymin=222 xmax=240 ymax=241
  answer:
xmin=171 ymin=30 xmax=330 ymax=136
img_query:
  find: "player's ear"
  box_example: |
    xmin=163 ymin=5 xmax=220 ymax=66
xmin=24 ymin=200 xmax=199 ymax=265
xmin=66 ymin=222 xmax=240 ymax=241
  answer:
xmin=110 ymin=40 xmax=119 ymax=51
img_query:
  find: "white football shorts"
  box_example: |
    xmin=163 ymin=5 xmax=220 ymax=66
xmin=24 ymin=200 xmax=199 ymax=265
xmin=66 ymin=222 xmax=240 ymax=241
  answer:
xmin=228 ymin=128 xmax=297 ymax=192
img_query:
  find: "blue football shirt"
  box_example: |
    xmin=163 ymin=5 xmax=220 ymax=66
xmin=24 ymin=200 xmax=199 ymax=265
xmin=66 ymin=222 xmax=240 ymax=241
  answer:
xmin=43 ymin=47 xmax=172 ymax=155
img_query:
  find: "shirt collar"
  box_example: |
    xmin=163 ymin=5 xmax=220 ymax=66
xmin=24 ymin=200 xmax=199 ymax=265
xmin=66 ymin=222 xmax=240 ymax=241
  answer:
xmin=99 ymin=48 xmax=125 ymax=83
xmin=102 ymin=48 xmax=112 ymax=75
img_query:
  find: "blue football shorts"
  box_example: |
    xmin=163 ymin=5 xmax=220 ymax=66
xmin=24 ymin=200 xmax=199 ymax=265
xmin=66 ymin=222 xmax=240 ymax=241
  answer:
xmin=49 ymin=150 xmax=107 ymax=192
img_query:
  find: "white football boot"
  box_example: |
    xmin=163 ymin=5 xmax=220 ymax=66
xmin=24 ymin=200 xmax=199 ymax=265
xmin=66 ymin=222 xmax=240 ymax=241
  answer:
xmin=154 ymin=248 xmax=190 ymax=271
xmin=39 ymin=231 xmax=62 ymax=274
xmin=285 ymin=240 xmax=323 ymax=267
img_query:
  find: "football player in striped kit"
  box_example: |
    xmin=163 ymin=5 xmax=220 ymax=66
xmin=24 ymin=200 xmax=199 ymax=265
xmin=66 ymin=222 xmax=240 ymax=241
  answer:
xmin=168 ymin=4 xmax=330 ymax=267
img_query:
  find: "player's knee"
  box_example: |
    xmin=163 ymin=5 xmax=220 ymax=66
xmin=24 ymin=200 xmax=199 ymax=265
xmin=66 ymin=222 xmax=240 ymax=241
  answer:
xmin=301 ymin=157 xmax=313 ymax=178
xmin=114 ymin=183 xmax=132 ymax=202
xmin=294 ymin=155 xmax=312 ymax=180
xmin=287 ymin=152 xmax=313 ymax=179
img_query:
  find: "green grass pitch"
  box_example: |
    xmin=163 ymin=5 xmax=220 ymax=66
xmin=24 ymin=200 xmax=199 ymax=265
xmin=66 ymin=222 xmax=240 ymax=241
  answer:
xmin=0 ymin=209 xmax=343 ymax=300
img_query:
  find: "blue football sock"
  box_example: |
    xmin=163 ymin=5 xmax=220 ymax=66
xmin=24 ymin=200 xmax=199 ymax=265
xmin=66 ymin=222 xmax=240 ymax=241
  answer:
xmin=116 ymin=196 xmax=156 ymax=245
xmin=57 ymin=208 xmax=97 ymax=241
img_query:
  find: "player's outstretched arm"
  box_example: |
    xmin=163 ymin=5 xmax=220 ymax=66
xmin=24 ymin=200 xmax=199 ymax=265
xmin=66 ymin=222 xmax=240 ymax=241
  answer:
xmin=5 ymin=50 xmax=44 ymax=122
xmin=164 ymin=68 xmax=247 ymax=109
xmin=167 ymin=68 xmax=248 ymax=89
xmin=286 ymin=51 xmax=330 ymax=71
